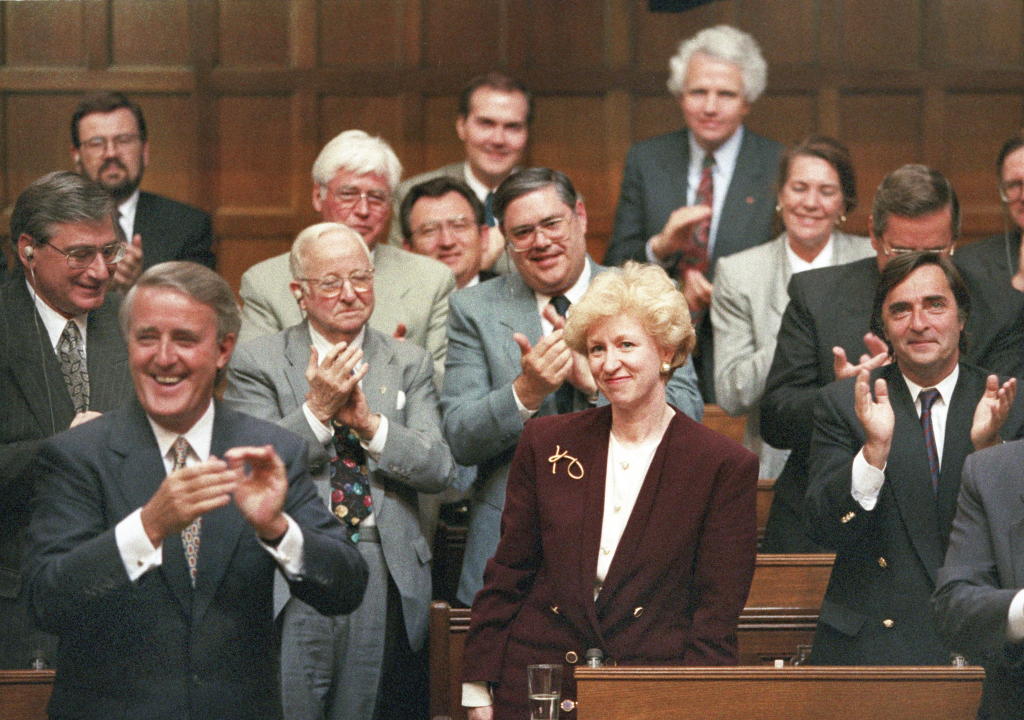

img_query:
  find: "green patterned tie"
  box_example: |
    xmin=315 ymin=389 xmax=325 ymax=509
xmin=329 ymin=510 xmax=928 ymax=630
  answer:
xmin=57 ymin=320 xmax=89 ymax=413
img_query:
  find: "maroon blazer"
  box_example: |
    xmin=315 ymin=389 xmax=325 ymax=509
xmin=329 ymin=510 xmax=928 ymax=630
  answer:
xmin=463 ymin=405 xmax=758 ymax=719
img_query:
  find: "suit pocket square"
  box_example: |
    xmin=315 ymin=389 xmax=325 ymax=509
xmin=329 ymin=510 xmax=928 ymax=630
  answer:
xmin=396 ymin=390 xmax=406 ymax=410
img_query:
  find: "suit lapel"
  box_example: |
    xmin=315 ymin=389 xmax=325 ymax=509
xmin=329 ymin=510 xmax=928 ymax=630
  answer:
xmin=883 ymin=367 xmax=944 ymax=582
xmin=936 ymin=369 xmax=981 ymax=540
xmin=360 ymin=329 xmax=401 ymax=514
xmin=716 ymin=131 xmax=771 ymax=259
xmin=85 ymin=298 xmax=129 ymax=412
xmin=767 ymin=236 xmax=792 ymax=318
xmin=654 ymin=131 xmax=691 ymax=213
xmin=1011 ymin=493 xmax=1024 ymax=587
xmin=282 ymin=323 xmax=314 ymax=404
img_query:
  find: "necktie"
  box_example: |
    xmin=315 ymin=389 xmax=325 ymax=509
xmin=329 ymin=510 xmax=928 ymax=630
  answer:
xmin=549 ymin=295 xmax=575 ymax=414
xmin=57 ymin=320 xmax=90 ymax=413
xmin=173 ymin=437 xmax=202 ymax=587
xmin=330 ymin=426 xmax=373 ymax=541
xmin=918 ymin=388 xmax=941 ymax=493
xmin=484 ymin=191 xmax=496 ymax=227
xmin=678 ymin=153 xmax=715 ymax=276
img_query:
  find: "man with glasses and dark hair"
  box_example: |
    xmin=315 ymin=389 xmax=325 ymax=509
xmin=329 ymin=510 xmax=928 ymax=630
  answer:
xmin=237 ymin=130 xmax=455 ymax=376
xmin=760 ymin=164 xmax=1022 ymax=553
xmin=0 ymin=170 xmax=135 ymax=669
xmin=225 ymin=222 xmax=454 ymax=720
xmin=70 ymin=92 xmax=215 ymax=288
xmin=441 ymin=168 xmax=704 ymax=615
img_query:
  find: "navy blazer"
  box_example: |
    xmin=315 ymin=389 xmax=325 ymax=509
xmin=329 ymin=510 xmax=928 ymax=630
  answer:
xmin=25 ymin=401 xmax=367 ymax=720
xmin=133 ymin=191 xmax=215 ymax=270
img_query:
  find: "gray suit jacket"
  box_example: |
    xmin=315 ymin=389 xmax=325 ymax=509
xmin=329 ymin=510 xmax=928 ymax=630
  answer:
xmin=236 ymin=243 xmax=455 ymax=373
xmin=442 ymin=259 xmax=704 ymax=604
xmin=223 ymin=323 xmax=455 ymax=649
xmin=935 ymin=441 xmax=1024 ymax=719
xmin=712 ymin=231 xmax=873 ymax=478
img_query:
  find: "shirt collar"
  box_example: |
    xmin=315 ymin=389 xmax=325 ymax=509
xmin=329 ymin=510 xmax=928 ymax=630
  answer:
xmin=902 ymin=363 xmax=960 ymax=407
xmin=462 ymin=163 xmax=492 ymax=202
xmin=687 ymin=125 xmax=744 ymax=175
xmin=27 ymin=279 xmax=88 ymax=350
xmin=116 ymin=189 xmax=141 ymax=239
xmin=147 ymin=400 xmax=216 ymax=463
xmin=786 ymin=235 xmax=836 ymax=274
xmin=532 ymin=259 xmax=593 ymax=319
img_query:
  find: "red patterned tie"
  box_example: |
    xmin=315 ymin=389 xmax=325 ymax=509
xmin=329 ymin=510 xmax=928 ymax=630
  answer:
xmin=678 ymin=153 xmax=715 ymax=275
xmin=173 ymin=437 xmax=201 ymax=587
xmin=918 ymin=389 xmax=941 ymax=494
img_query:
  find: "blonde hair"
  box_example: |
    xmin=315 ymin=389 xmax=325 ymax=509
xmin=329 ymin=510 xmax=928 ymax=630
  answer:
xmin=564 ymin=262 xmax=695 ymax=372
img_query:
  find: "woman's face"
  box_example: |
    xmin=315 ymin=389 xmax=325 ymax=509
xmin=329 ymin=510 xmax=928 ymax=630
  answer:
xmin=778 ymin=154 xmax=845 ymax=254
xmin=585 ymin=313 xmax=673 ymax=413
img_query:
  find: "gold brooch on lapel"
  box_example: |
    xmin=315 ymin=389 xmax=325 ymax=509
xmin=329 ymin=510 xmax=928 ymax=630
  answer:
xmin=548 ymin=445 xmax=584 ymax=479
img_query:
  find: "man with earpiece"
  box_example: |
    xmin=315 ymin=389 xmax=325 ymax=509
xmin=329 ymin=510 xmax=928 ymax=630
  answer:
xmin=0 ymin=171 xmax=134 ymax=670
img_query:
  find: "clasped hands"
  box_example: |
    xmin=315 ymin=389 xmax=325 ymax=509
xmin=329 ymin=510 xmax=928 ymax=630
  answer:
xmin=304 ymin=340 xmax=380 ymax=440
xmin=855 ymin=368 xmax=1017 ymax=469
xmin=140 ymin=445 xmax=289 ymax=546
xmin=512 ymin=303 xmax=596 ymax=411
xmin=650 ymin=205 xmax=713 ymax=312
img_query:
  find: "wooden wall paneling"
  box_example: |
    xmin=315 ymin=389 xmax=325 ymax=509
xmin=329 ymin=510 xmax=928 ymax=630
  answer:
xmin=632 ymin=0 xmax=735 ymax=70
xmin=736 ymin=0 xmax=819 ymax=67
xmin=506 ymin=0 xmax=606 ymax=70
xmin=111 ymin=0 xmax=191 ymax=68
xmin=931 ymin=0 xmax=1024 ymax=69
xmin=217 ymin=0 xmax=289 ymax=68
xmin=5 ymin=94 xmax=79 ymax=199
xmin=289 ymin=0 xmax=317 ymax=69
xmin=4 ymin=2 xmax=87 ymax=67
xmin=838 ymin=92 xmax=924 ymax=231
xmin=82 ymin=0 xmax=111 ymax=70
xmin=630 ymin=94 xmax=682 ymax=145
xmin=215 ymin=95 xmax=293 ymax=209
xmin=423 ymin=0 xmax=505 ymax=69
xmin=836 ymin=0 xmax=921 ymax=72
xmin=747 ymin=93 xmax=818 ymax=149
xmin=319 ymin=0 xmax=409 ymax=69
xmin=134 ymin=94 xmax=201 ymax=206
xmin=420 ymin=94 xmax=464 ymax=177
xmin=317 ymin=94 xmax=409 ymax=164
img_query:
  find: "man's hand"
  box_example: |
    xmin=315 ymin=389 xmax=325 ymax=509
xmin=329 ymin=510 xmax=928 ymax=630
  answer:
xmin=512 ymin=329 xmax=572 ymax=411
xmin=833 ymin=333 xmax=890 ymax=380
xmin=69 ymin=410 xmax=102 ymax=428
xmin=971 ymin=375 xmax=1017 ymax=450
xmin=854 ymin=369 xmax=894 ymax=469
xmin=542 ymin=303 xmax=597 ymax=397
xmin=305 ymin=342 xmax=369 ymax=424
xmin=225 ymin=445 xmax=289 ymax=541
xmin=110 ymin=233 xmax=143 ymax=293
xmin=139 ymin=459 xmax=238 ymax=546
xmin=467 ymin=706 xmax=494 ymax=720
xmin=649 ymin=205 xmax=713 ymax=262
xmin=681 ymin=266 xmax=713 ymax=312
xmin=334 ymin=381 xmax=381 ymax=441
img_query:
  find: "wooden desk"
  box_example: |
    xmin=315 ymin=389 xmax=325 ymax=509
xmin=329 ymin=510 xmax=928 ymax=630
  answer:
xmin=0 ymin=670 xmax=54 ymax=720
xmin=574 ymin=666 xmax=984 ymax=720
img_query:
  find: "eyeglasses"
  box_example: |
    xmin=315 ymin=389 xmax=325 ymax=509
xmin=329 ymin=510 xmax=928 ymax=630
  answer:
xmin=999 ymin=179 xmax=1024 ymax=203
xmin=79 ymin=134 xmax=141 ymax=153
xmin=882 ymin=241 xmax=955 ymax=258
xmin=506 ymin=214 xmax=573 ymax=252
xmin=298 ymin=270 xmax=375 ymax=296
xmin=412 ymin=216 xmax=478 ymax=243
xmin=40 ymin=241 xmax=127 ymax=268
xmin=326 ymin=186 xmax=390 ymax=213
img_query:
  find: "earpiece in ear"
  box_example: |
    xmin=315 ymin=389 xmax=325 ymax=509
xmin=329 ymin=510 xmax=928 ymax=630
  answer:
xmin=23 ymin=246 xmax=34 ymax=261
xmin=292 ymin=289 xmax=303 ymax=300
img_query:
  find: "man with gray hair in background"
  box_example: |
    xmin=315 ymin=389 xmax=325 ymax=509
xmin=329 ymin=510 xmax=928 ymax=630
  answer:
xmin=0 ymin=170 xmax=134 ymax=669
xmin=226 ymin=222 xmax=454 ymax=720
xmin=604 ymin=25 xmax=783 ymax=402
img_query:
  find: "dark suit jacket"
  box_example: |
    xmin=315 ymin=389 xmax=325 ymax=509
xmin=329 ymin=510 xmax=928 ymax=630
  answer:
xmin=935 ymin=440 xmax=1024 ymax=719
xmin=24 ymin=400 xmax=367 ymax=720
xmin=804 ymin=363 xmax=1024 ymax=665
xmin=463 ymin=407 xmax=757 ymax=720
xmin=0 ymin=277 xmax=132 ymax=667
xmin=134 ymin=191 xmax=215 ymax=270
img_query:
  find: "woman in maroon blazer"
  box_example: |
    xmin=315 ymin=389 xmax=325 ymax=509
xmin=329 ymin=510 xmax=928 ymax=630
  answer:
xmin=462 ymin=262 xmax=758 ymax=719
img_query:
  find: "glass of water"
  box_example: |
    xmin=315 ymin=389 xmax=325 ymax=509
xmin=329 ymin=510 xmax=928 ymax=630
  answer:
xmin=527 ymin=663 xmax=562 ymax=719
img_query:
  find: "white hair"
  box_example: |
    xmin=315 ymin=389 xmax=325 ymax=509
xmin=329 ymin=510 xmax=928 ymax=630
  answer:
xmin=311 ymin=129 xmax=403 ymax=193
xmin=289 ymin=222 xmax=372 ymax=279
xmin=666 ymin=25 xmax=767 ymax=103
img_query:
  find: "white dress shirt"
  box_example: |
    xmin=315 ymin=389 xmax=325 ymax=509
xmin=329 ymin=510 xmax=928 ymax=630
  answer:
xmin=115 ymin=189 xmax=140 ymax=241
xmin=786 ymin=235 xmax=835 ymax=274
xmin=29 ymin=280 xmax=88 ymax=353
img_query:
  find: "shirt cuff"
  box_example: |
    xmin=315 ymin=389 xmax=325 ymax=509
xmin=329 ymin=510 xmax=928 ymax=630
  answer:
xmin=116 ymin=508 xmax=162 ymax=582
xmin=851 ymin=448 xmax=886 ymax=511
xmin=302 ymin=402 xmax=334 ymax=445
xmin=645 ymin=236 xmax=674 ymax=268
xmin=258 ymin=513 xmax=305 ymax=579
xmin=360 ymin=414 xmax=388 ymax=460
xmin=512 ymin=384 xmax=537 ymax=423
xmin=462 ymin=681 xmax=492 ymax=707
xmin=1007 ymin=589 xmax=1024 ymax=642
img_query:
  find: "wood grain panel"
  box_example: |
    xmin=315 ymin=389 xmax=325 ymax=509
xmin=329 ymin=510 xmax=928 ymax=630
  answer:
xmin=4 ymin=2 xmax=86 ymax=66
xmin=137 ymin=94 xmax=201 ymax=206
xmin=423 ymin=0 xmax=502 ymax=68
xmin=747 ymin=94 xmax=817 ymax=149
xmin=633 ymin=0 xmax=733 ymax=69
xmin=5 ymin=94 xmax=78 ymax=199
xmin=631 ymin=95 xmax=682 ymax=145
xmin=420 ymin=94 xmax=465 ymax=177
xmin=318 ymin=94 xmax=408 ymax=162
xmin=737 ymin=0 xmax=818 ymax=67
xmin=112 ymin=0 xmax=190 ymax=67
xmin=507 ymin=0 xmax=606 ymax=69
xmin=215 ymin=95 xmax=292 ymax=208
xmin=933 ymin=0 xmax=1023 ymax=68
xmin=319 ymin=0 xmax=406 ymax=69
xmin=218 ymin=0 xmax=288 ymax=67
xmin=837 ymin=0 xmax=921 ymax=71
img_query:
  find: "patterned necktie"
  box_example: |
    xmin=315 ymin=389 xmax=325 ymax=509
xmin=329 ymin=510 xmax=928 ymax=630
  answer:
xmin=549 ymin=295 xmax=575 ymax=414
xmin=174 ymin=437 xmax=202 ymax=587
xmin=484 ymin=191 xmax=496 ymax=227
xmin=57 ymin=320 xmax=90 ymax=413
xmin=918 ymin=388 xmax=941 ymax=493
xmin=330 ymin=426 xmax=372 ymax=541
xmin=678 ymin=152 xmax=715 ymax=276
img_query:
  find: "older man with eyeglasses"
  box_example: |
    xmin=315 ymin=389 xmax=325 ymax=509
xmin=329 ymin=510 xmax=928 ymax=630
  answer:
xmin=237 ymin=130 xmax=456 ymax=382
xmin=0 ymin=171 xmax=136 ymax=669
xmin=225 ymin=221 xmax=455 ymax=720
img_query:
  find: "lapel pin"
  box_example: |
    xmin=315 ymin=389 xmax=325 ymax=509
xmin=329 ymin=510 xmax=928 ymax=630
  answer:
xmin=745 ymin=196 xmax=755 ymax=204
